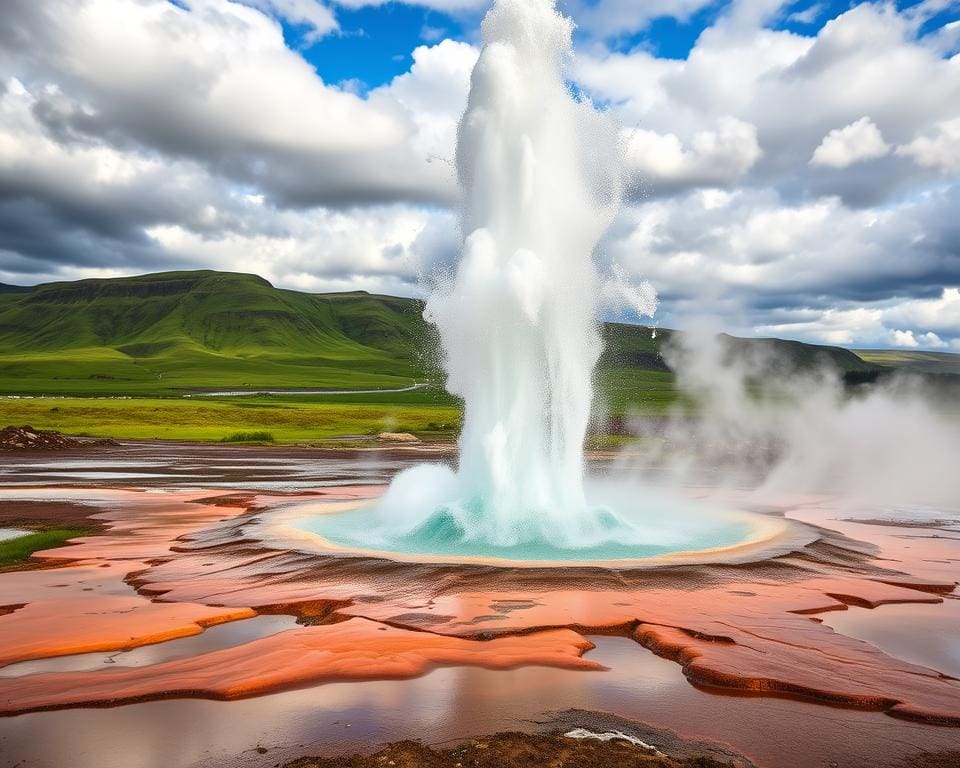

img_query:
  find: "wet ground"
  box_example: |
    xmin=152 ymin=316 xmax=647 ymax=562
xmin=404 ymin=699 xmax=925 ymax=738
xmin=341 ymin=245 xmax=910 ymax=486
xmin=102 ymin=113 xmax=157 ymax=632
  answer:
xmin=0 ymin=442 xmax=957 ymax=768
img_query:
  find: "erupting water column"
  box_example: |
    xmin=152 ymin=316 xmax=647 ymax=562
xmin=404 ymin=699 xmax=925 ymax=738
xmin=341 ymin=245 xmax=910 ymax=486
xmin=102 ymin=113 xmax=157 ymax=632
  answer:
xmin=378 ymin=0 xmax=624 ymax=548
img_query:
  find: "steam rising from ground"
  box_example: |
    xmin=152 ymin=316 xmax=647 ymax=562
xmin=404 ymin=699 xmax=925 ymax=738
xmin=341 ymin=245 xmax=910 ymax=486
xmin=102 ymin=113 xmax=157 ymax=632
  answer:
xmin=629 ymin=325 xmax=960 ymax=509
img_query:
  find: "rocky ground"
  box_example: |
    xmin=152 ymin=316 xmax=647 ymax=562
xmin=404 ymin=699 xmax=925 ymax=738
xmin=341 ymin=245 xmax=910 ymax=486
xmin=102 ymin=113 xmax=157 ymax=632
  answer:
xmin=284 ymin=733 xmax=960 ymax=768
xmin=285 ymin=732 xmax=736 ymax=768
xmin=0 ymin=424 xmax=114 ymax=451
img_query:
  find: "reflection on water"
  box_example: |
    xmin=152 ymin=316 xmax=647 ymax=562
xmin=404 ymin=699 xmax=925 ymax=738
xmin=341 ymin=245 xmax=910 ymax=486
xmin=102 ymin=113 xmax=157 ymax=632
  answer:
xmin=823 ymin=596 xmax=960 ymax=679
xmin=1 ymin=637 xmax=956 ymax=768
xmin=0 ymin=442 xmax=417 ymax=492
xmin=0 ymin=615 xmax=299 ymax=677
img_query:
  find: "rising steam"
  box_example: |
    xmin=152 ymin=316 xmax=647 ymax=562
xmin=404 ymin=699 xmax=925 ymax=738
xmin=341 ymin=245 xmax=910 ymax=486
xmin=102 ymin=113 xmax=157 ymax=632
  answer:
xmin=628 ymin=324 xmax=960 ymax=509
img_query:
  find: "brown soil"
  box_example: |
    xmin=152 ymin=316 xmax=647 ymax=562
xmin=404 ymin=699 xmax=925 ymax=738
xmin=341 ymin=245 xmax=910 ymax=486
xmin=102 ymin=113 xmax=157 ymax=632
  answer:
xmin=0 ymin=500 xmax=108 ymax=573
xmin=285 ymin=733 xmax=737 ymax=768
xmin=903 ymin=753 xmax=960 ymax=767
xmin=0 ymin=500 xmax=108 ymax=532
xmin=0 ymin=424 xmax=115 ymax=451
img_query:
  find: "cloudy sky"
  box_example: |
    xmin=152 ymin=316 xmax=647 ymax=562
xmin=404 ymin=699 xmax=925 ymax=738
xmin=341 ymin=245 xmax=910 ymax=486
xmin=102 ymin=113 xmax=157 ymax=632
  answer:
xmin=1 ymin=0 xmax=958 ymax=350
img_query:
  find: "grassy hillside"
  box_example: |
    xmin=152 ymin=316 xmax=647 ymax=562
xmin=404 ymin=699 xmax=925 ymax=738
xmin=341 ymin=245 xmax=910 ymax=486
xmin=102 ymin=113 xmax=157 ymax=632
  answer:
xmin=855 ymin=349 xmax=960 ymax=375
xmin=0 ymin=271 xmax=433 ymax=396
xmin=0 ymin=270 xmax=900 ymax=442
xmin=0 ymin=269 xmax=878 ymax=399
xmin=600 ymin=324 xmax=873 ymax=375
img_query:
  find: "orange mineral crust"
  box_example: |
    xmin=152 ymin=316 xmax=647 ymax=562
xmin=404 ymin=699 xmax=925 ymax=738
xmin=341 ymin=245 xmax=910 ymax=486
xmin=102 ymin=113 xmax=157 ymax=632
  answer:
xmin=0 ymin=596 xmax=255 ymax=666
xmin=0 ymin=486 xmax=958 ymax=729
xmin=0 ymin=618 xmax=599 ymax=714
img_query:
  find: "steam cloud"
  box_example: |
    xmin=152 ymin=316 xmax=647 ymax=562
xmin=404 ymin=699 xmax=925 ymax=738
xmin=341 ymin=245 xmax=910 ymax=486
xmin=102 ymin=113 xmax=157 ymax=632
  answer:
xmin=625 ymin=323 xmax=960 ymax=509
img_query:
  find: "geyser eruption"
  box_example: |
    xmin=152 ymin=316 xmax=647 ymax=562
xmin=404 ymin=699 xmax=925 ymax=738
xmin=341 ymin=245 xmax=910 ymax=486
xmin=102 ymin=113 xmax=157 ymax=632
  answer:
xmin=365 ymin=0 xmax=660 ymax=553
xmin=299 ymin=0 xmax=759 ymax=561
xmin=416 ymin=0 xmax=621 ymax=545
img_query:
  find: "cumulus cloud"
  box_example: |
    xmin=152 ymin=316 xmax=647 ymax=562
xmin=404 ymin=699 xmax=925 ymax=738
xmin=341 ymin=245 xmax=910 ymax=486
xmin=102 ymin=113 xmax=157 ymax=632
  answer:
xmin=0 ymin=0 xmax=477 ymax=284
xmin=1 ymin=0 xmax=468 ymax=209
xmin=576 ymin=1 xmax=960 ymax=205
xmin=576 ymin=0 xmax=960 ymax=348
xmin=883 ymin=287 xmax=960 ymax=335
xmin=888 ymin=329 xmax=947 ymax=348
xmin=373 ymin=39 xmax=477 ymax=163
xmin=810 ymin=116 xmax=890 ymax=168
xmin=142 ymin=203 xmax=459 ymax=295
xmin=624 ymin=117 xmax=761 ymax=192
xmin=604 ymin=185 xmax=960 ymax=347
xmin=897 ymin=117 xmax=960 ymax=172
xmin=240 ymin=0 xmax=338 ymax=40
xmin=787 ymin=3 xmax=823 ymax=25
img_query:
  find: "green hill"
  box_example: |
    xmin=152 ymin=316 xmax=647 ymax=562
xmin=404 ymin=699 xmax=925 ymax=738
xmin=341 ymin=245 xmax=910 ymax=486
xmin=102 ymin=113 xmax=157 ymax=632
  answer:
xmin=0 ymin=271 xmax=431 ymax=395
xmin=0 ymin=269 xmax=875 ymax=398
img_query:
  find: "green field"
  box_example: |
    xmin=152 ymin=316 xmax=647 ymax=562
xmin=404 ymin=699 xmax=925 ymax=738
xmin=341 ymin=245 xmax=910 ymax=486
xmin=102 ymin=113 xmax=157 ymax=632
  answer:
xmin=854 ymin=349 xmax=960 ymax=375
xmin=0 ymin=529 xmax=91 ymax=569
xmin=2 ymin=269 xmax=948 ymax=443
xmin=0 ymin=372 xmax=685 ymax=443
xmin=0 ymin=393 xmax=463 ymax=443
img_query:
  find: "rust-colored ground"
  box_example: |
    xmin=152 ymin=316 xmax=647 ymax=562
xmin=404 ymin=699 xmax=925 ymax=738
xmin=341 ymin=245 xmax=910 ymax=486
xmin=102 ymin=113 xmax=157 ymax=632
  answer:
xmin=0 ymin=485 xmax=957 ymax=725
xmin=0 ymin=449 xmax=957 ymax=767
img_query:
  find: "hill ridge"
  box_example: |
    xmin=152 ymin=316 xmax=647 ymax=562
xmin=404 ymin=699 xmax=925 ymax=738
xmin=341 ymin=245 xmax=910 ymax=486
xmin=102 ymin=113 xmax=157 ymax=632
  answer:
xmin=0 ymin=269 xmax=876 ymax=396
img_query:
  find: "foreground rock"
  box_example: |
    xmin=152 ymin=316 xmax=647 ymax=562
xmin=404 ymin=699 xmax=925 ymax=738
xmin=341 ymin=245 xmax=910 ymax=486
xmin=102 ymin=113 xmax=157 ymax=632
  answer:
xmin=285 ymin=732 xmax=736 ymax=768
xmin=0 ymin=425 xmax=114 ymax=451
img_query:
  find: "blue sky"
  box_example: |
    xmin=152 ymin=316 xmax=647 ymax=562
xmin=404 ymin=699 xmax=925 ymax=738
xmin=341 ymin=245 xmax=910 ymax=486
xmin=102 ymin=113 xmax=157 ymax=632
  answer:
xmin=287 ymin=4 xmax=473 ymax=90
xmin=290 ymin=0 xmax=958 ymax=92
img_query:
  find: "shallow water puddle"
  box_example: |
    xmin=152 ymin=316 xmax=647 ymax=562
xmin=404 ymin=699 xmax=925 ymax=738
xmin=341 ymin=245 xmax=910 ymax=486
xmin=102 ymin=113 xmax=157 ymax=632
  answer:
xmin=0 ymin=614 xmax=299 ymax=677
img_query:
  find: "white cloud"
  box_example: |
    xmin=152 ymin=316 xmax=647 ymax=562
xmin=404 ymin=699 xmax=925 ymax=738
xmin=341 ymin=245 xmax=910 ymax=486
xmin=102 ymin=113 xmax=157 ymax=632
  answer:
xmin=810 ymin=117 xmax=890 ymax=168
xmin=625 ymin=117 xmax=761 ymax=189
xmin=888 ymin=329 xmax=946 ymax=349
xmin=3 ymin=0 xmax=468 ymax=207
xmin=758 ymin=306 xmax=885 ymax=347
xmin=889 ymin=329 xmax=920 ymax=347
xmin=143 ymin=203 xmax=458 ymax=295
xmin=239 ymin=0 xmax=338 ymax=40
xmin=373 ymin=39 xmax=477 ymax=164
xmin=787 ymin=3 xmax=823 ymax=25
xmin=604 ymin=185 xmax=960 ymax=348
xmin=562 ymin=0 xmax=717 ymax=38
xmin=919 ymin=331 xmax=947 ymax=348
xmin=758 ymin=303 xmax=957 ymax=350
xmin=897 ymin=117 xmax=960 ymax=172
xmin=883 ymin=288 xmax=960 ymax=334
xmin=577 ymin=2 xmax=960 ymax=203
